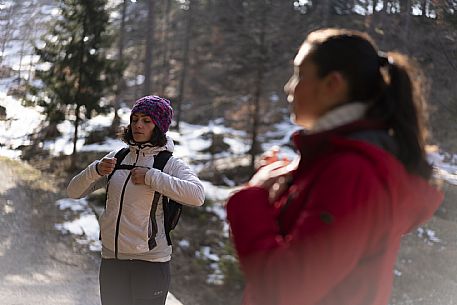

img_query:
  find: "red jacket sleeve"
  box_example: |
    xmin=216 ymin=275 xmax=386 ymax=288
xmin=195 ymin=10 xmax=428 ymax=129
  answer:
xmin=226 ymin=154 xmax=390 ymax=305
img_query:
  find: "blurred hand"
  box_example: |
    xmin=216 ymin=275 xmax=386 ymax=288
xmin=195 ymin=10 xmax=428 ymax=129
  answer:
xmin=249 ymin=160 xmax=294 ymax=203
xmin=97 ymin=157 xmax=117 ymax=176
xmin=249 ymin=160 xmax=289 ymax=188
xmin=258 ymin=146 xmax=290 ymax=169
xmin=131 ymin=167 xmax=148 ymax=185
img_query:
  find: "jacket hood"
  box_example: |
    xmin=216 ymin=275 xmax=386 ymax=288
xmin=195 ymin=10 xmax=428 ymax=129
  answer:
xmin=329 ymin=137 xmax=443 ymax=236
xmin=293 ymin=120 xmax=443 ymax=236
xmin=369 ymin=149 xmax=443 ymax=235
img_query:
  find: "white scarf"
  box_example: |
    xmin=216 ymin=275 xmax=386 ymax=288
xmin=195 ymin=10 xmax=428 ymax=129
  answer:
xmin=311 ymin=102 xmax=369 ymax=134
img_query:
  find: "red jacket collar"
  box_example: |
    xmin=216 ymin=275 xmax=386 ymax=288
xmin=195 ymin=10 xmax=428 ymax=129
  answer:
xmin=292 ymin=119 xmax=388 ymax=158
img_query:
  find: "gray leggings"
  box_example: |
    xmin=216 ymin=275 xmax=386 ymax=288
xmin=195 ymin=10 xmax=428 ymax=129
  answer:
xmin=99 ymin=258 xmax=170 ymax=305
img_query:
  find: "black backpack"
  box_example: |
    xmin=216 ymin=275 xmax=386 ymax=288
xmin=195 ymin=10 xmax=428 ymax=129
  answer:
xmin=107 ymin=148 xmax=183 ymax=247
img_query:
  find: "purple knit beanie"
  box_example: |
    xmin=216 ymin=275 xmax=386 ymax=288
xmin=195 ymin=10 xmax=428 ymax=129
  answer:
xmin=131 ymin=95 xmax=173 ymax=133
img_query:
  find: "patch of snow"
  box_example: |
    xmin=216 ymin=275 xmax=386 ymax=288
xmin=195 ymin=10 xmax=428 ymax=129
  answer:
xmin=416 ymin=227 xmax=441 ymax=244
xmin=178 ymin=239 xmax=190 ymax=249
xmin=201 ymin=181 xmax=235 ymax=202
xmin=80 ymin=138 xmax=125 ymax=153
xmin=206 ymin=204 xmax=230 ymax=237
xmin=54 ymin=214 xmax=100 ymax=251
xmin=206 ymin=204 xmax=226 ymax=221
xmin=428 ymin=151 xmax=457 ymax=186
xmin=196 ymin=246 xmax=220 ymax=262
xmin=54 ymin=198 xmax=101 ymax=252
xmin=207 ymin=262 xmax=224 ymax=285
xmin=0 ymin=92 xmax=44 ymax=158
xmin=195 ymin=246 xmax=224 ymax=285
xmin=56 ymin=198 xmax=88 ymax=212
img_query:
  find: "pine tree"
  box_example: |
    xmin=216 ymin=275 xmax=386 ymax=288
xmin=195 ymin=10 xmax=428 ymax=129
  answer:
xmin=31 ymin=0 xmax=121 ymax=168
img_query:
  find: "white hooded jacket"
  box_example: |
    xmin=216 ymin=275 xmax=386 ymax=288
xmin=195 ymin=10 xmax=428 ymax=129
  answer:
xmin=67 ymin=137 xmax=205 ymax=262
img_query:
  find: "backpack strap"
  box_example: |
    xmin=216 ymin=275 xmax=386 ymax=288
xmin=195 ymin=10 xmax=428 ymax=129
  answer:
xmin=162 ymin=197 xmax=182 ymax=245
xmin=148 ymin=191 xmax=161 ymax=250
xmin=100 ymin=147 xmax=130 ymax=240
xmin=147 ymin=151 xmax=172 ymax=250
xmin=147 ymin=150 xmax=182 ymax=247
xmin=152 ymin=150 xmax=172 ymax=171
xmin=107 ymin=147 xmax=131 ymax=181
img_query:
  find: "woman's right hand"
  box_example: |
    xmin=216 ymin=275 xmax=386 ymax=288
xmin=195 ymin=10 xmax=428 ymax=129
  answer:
xmin=249 ymin=147 xmax=297 ymax=203
xmin=96 ymin=157 xmax=117 ymax=176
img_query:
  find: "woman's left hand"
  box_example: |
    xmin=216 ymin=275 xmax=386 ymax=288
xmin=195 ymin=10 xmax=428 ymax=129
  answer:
xmin=249 ymin=161 xmax=294 ymax=203
xmin=131 ymin=167 xmax=148 ymax=185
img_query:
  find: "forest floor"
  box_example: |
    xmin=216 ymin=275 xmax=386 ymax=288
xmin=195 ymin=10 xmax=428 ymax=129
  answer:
xmin=1 ymin=153 xmax=456 ymax=305
xmin=1 ymin=152 xmax=243 ymax=305
xmin=0 ymin=157 xmax=187 ymax=305
xmin=0 ymin=157 xmax=100 ymax=305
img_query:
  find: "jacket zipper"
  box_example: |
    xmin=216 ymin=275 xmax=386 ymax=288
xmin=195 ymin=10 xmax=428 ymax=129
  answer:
xmin=114 ymin=148 xmax=140 ymax=258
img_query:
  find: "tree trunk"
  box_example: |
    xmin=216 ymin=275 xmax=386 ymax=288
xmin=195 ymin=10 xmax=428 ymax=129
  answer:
xmin=0 ymin=5 xmax=15 ymax=66
xmin=422 ymin=0 xmax=428 ymax=16
xmin=71 ymin=104 xmax=81 ymax=169
xmin=175 ymin=0 xmax=193 ymax=131
xmin=383 ymin=0 xmax=390 ymax=13
xmin=433 ymin=0 xmax=445 ymax=20
xmin=160 ymin=0 xmax=171 ymax=96
xmin=71 ymin=12 xmax=88 ymax=169
xmin=321 ymin=0 xmax=330 ymax=26
xmin=111 ymin=0 xmax=128 ymax=133
xmin=399 ymin=0 xmax=409 ymax=13
xmin=372 ymin=0 xmax=380 ymax=13
xmin=135 ymin=47 xmax=143 ymax=99
xmin=143 ymin=0 xmax=155 ymax=96
xmin=118 ymin=0 xmax=127 ymax=61
xmin=249 ymin=1 xmax=267 ymax=173
xmin=249 ymin=65 xmax=264 ymax=173
xmin=27 ymin=27 xmax=38 ymax=82
xmin=401 ymin=0 xmax=411 ymax=49
xmin=18 ymin=39 xmax=26 ymax=81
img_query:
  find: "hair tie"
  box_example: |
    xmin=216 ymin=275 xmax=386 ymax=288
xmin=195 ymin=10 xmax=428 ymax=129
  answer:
xmin=378 ymin=51 xmax=392 ymax=67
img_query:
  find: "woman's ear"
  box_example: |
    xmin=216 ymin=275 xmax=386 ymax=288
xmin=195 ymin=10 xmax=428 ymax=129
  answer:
xmin=323 ymin=71 xmax=349 ymax=102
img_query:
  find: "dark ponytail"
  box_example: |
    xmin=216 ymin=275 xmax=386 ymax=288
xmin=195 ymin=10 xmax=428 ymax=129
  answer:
xmin=367 ymin=53 xmax=432 ymax=179
xmin=306 ymin=29 xmax=433 ymax=179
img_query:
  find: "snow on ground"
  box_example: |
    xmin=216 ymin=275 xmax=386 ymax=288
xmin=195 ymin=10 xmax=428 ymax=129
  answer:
xmin=195 ymin=246 xmax=224 ymax=285
xmin=55 ymin=198 xmax=102 ymax=252
xmin=169 ymin=120 xmax=250 ymax=161
xmin=261 ymin=119 xmax=301 ymax=160
xmin=416 ymin=227 xmax=441 ymax=244
xmin=0 ymin=88 xmax=44 ymax=158
xmin=41 ymin=109 xmax=130 ymax=156
xmin=429 ymin=151 xmax=457 ymax=186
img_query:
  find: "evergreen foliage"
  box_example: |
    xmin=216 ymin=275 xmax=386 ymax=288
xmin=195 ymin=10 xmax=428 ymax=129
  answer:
xmin=30 ymin=0 xmax=121 ymax=165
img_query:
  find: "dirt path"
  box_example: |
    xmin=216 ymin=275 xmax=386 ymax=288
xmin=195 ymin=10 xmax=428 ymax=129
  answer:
xmin=0 ymin=157 xmax=100 ymax=304
xmin=0 ymin=157 xmax=184 ymax=305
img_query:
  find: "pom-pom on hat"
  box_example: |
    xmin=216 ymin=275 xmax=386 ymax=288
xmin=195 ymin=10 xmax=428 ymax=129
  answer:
xmin=131 ymin=95 xmax=173 ymax=133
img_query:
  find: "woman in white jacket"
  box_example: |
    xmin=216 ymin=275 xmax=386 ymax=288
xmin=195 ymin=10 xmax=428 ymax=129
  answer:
xmin=67 ymin=95 xmax=205 ymax=305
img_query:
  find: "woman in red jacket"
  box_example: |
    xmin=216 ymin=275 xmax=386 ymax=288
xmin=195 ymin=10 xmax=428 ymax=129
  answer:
xmin=226 ymin=28 xmax=443 ymax=305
